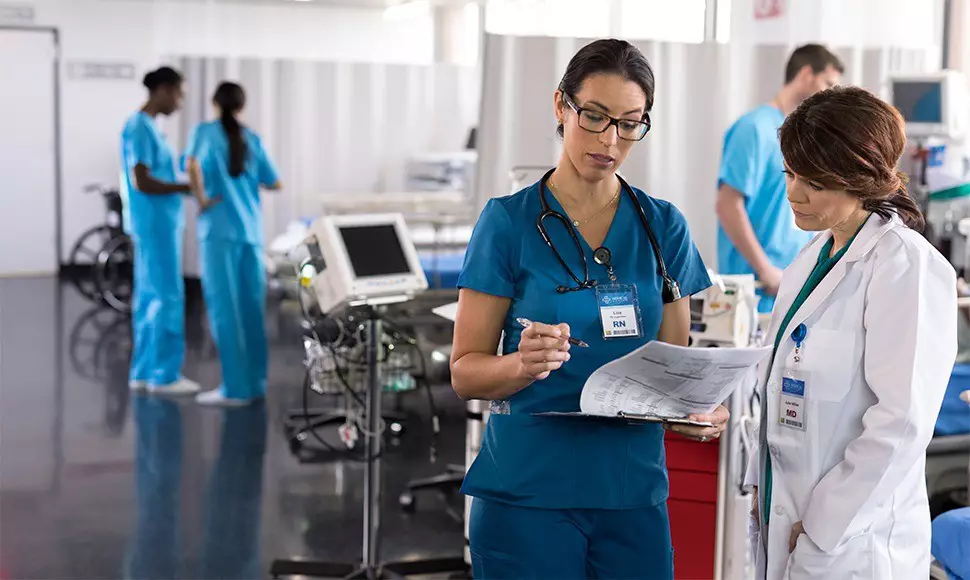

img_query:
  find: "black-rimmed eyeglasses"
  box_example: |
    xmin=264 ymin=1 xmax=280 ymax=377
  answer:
xmin=562 ymin=93 xmax=651 ymax=141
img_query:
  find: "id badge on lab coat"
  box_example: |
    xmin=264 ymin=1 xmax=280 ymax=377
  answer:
xmin=780 ymin=373 xmax=808 ymax=430
xmin=595 ymin=284 xmax=643 ymax=339
xmin=779 ymin=348 xmax=807 ymax=431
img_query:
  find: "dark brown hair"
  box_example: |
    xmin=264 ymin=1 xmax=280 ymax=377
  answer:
xmin=557 ymin=39 xmax=654 ymax=138
xmin=779 ymin=86 xmax=924 ymax=231
xmin=785 ymin=44 xmax=844 ymax=84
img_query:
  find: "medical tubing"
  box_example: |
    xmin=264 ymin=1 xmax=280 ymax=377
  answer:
xmin=299 ymin=365 xmax=384 ymax=462
xmin=375 ymin=312 xmax=440 ymax=437
xmin=295 ymin=257 xmax=385 ymax=460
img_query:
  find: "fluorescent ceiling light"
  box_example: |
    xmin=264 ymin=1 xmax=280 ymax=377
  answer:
xmin=383 ymin=0 xmax=431 ymax=20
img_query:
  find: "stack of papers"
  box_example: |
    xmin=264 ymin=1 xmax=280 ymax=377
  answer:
xmin=537 ymin=341 xmax=772 ymax=426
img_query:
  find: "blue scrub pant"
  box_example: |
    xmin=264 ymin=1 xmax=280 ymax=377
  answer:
xmin=469 ymin=497 xmax=674 ymax=580
xmin=130 ymin=229 xmax=185 ymax=386
xmin=199 ymin=239 xmax=267 ymax=400
xmin=127 ymin=397 xmax=182 ymax=579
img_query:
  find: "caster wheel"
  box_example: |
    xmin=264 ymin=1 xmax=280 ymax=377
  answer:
xmin=399 ymin=492 xmax=416 ymax=512
xmin=288 ymin=432 xmax=307 ymax=454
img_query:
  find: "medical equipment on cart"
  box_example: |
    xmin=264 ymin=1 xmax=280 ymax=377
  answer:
xmin=672 ymin=272 xmax=760 ymax=580
xmin=891 ymin=72 xmax=969 ymax=140
xmin=271 ymin=213 xmax=466 ymax=579
xmin=892 ymin=72 xmax=970 ymax=271
xmin=304 ymin=213 xmax=429 ymax=314
xmin=690 ymin=273 xmax=759 ymax=348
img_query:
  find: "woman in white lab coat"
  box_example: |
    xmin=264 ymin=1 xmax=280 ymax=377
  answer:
xmin=746 ymin=86 xmax=957 ymax=579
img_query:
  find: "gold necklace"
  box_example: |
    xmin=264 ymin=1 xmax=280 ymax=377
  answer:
xmin=550 ymin=180 xmax=620 ymax=227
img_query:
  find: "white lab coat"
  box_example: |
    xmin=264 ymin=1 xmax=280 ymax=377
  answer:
xmin=744 ymin=214 xmax=957 ymax=580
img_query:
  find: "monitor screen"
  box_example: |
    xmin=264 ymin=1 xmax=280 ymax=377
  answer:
xmin=893 ymin=81 xmax=943 ymax=123
xmin=339 ymin=224 xmax=412 ymax=278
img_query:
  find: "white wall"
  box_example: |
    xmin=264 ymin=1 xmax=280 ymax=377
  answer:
xmin=730 ymin=0 xmax=945 ymax=56
xmin=152 ymin=1 xmax=434 ymax=63
xmin=21 ymin=0 xmax=436 ymax=265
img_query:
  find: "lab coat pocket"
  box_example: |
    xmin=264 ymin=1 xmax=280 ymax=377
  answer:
xmin=785 ymin=530 xmax=874 ymax=580
xmin=804 ymin=328 xmax=858 ymax=402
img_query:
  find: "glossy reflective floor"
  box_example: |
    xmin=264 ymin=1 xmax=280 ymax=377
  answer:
xmin=0 ymin=277 xmax=467 ymax=580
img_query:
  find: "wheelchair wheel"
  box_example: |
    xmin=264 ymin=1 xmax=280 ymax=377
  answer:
xmin=69 ymin=307 xmax=125 ymax=381
xmin=67 ymin=224 xmax=115 ymax=301
xmin=95 ymin=235 xmax=134 ymax=314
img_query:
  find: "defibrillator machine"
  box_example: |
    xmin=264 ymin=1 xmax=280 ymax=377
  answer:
xmin=305 ymin=213 xmax=429 ymax=313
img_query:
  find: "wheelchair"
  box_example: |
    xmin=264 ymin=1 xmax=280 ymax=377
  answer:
xmin=66 ymin=185 xmax=133 ymax=314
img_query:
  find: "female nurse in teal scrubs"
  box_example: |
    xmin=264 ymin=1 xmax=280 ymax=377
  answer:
xmin=184 ymin=82 xmax=281 ymax=407
xmin=450 ymin=39 xmax=729 ymax=579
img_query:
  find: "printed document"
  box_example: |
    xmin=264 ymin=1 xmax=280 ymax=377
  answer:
xmin=540 ymin=341 xmax=771 ymax=423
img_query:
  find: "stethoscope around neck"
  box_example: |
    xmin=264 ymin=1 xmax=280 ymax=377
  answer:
xmin=536 ymin=168 xmax=681 ymax=303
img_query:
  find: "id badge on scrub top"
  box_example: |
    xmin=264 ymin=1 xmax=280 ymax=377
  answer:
xmin=779 ymin=341 xmax=808 ymax=431
xmin=595 ymin=284 xmax=643 ymax=339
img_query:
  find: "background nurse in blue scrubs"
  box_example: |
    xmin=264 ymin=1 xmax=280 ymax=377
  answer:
xmin=184 ymin=82 xmax=281 ymax=407
xmin=121 ymin=66 xmax=201 ymax=396
xmin=451 ymin=39 xmax=729 ymax=579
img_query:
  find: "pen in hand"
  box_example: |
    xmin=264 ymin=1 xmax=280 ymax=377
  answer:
xmin=516 ymin=317 xmax=589 ymax=348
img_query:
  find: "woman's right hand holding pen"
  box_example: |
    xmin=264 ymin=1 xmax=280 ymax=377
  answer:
xmin=518 ymin=321 xmax=572 ymax=381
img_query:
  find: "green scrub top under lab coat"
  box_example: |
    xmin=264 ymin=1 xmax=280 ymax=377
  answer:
xmin=763 ymin=219 xmax=868 ymax=523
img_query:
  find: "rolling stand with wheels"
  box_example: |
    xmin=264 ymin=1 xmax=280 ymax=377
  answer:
xmin=270 ymin=314 xmax=467 ymax=579
xmin=398 ymin=465 xmax=464 ymax=513
xmin=272 ymin=213 xmax=467 ymax=579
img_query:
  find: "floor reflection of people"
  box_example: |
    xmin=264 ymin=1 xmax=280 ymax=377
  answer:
xmin=200 ymin=403 xmax=268 ymax=579
xmin=126 ymin=397 xmax=183 ymax=580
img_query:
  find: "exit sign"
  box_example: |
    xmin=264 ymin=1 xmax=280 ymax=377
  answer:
xmin=755 ymin=0 xmax=785 ymax=20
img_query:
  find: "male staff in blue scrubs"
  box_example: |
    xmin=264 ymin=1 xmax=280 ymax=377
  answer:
xmin=184 ymin=82 xmax=281 ymax=407
xmin=451 ymin=39 xmax=728 ymax=579
xmin=121 ymin=66 xmax=200 ymax=396
xmin=715 ymin=45 xmax=843 ymax=312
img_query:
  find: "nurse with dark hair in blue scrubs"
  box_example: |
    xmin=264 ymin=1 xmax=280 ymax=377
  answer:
xmin=451 ymin=39 xmax=729 ymax=579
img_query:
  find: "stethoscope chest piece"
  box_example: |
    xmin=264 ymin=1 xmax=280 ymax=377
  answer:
xmin=593 ymin=246 xmax=617 ymax=283
xmin=593 ymin=247 xmax=612 ymax=267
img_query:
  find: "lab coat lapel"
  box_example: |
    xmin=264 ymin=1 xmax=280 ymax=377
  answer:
xmin=765 ymin=235 xmax=827 ymax=347
xmin=777 ymin=215 xmax=897 ymax=344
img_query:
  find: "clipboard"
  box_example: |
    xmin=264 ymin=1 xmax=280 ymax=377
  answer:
xmin=532 ymin=411 xmax=714 ymax=428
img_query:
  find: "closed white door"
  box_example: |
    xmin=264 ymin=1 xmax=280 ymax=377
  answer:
xmin=0 ymin=29 xmax=58 ymax=276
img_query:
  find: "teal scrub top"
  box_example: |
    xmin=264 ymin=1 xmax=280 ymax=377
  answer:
xmin=120 ymin=111 xmax=183 ymax=238
xmin=458 ymin=180 xmax=712 ymax=510
xmin=716 ymin=105 xmax=813 ymax=313
xmin=762 ymin=222 xmax=866 ymax=524
xmin=184 ymin=121 xmax=280 ymax=246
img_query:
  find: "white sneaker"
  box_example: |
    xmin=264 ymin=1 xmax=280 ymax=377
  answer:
xmin=148 ymin=377 xmax=202 ymax=397
xmin=195 ymin=389 xmax=251 ymax=408
xmin=129 ymin=380 xmax=147 ymax=392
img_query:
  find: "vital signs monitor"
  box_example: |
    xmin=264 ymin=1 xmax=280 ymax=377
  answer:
xmin=890 ymin=71 xmax=968 ymax=138
xmin=306 ymin=213 xmax=429 ymax=313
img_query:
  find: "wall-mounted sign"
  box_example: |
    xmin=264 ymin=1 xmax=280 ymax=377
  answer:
xmin=754 ymin=0 xmax=785 ymax=20
xmin=68 ymin=61 xmax=137 ymax=81
xmin=0 ymin=2 xmax=36 ymax=25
